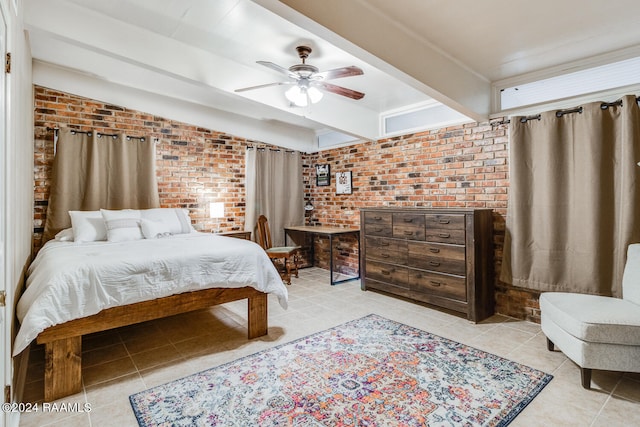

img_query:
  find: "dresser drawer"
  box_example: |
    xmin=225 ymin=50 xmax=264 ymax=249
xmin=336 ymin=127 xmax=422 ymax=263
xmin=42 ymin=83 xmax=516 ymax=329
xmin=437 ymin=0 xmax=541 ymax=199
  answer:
xmin=425 ymin=214 xmax=465 ymax=244
xmin=408 ymin=269 xmax=466 ymax=301
xmin=393 ymin=213 xmax=425 ymax=240
xmin=366 ymin=237 xmax=408 ymax=265
xmin=425 ymin=228 xmax=465 ymax=245
xmin=365 ymin=278 xmax=411 ymax=295
xmin=407 ymin=242 xmax=466 ymax=275
xmin=425 ymin=214 xmax=465 ymax=230
xmin=366 ymin=260 xmax=409 ymax=287
xmin=363 ymin=212 xmax=393 ymax=237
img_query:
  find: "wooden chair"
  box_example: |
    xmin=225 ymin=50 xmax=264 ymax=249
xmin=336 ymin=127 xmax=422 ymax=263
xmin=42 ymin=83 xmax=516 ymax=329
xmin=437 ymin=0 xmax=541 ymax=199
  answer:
xmin=256 ymin=215 xmax=300 ymax=285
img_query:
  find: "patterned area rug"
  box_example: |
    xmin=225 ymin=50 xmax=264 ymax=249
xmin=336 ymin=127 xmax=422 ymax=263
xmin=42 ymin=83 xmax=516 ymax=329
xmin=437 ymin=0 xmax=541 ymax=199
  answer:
xmin=130 ymin=314 xmax=552 ymax=426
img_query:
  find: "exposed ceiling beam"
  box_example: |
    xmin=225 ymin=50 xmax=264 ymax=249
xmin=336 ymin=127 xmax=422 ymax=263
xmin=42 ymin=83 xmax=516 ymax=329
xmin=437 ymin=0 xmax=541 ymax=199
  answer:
xmin=256 ymin=0 xmax=491 ymax=122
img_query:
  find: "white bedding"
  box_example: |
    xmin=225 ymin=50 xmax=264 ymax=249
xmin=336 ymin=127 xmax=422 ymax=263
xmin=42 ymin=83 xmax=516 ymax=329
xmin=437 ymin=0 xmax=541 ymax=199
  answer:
xmin=13 ymin=233 xmax=287 ymax=355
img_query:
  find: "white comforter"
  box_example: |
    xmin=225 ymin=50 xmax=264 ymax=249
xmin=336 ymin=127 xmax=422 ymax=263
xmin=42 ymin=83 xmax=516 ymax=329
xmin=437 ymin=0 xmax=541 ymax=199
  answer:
xmin=13 ymin=233 xmax=287 ymax=355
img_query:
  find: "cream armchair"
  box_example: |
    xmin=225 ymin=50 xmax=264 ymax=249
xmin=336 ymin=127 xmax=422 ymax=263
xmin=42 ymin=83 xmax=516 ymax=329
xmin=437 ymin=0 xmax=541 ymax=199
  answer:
xmin=540 ymin=243 xmax=640 ymax=388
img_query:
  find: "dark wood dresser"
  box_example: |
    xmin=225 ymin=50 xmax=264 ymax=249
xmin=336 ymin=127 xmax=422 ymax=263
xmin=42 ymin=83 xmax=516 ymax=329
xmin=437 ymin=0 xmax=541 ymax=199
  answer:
xmin=360 ymin=207 xmax=494 ymax=322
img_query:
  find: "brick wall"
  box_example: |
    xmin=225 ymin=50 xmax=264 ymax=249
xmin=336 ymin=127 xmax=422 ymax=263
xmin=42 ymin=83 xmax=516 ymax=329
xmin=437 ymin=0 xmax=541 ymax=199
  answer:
xmin=33 ymin=85 xmax=541 ymax=322
xmin=34 ymin=86 xmax=261 ymax=250
xmin=304 ymin=125 xmax=541 ymax=322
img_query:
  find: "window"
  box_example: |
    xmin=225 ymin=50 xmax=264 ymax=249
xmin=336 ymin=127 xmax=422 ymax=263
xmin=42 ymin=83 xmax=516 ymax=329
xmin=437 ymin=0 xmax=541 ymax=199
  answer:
xmin=499 ymin=56 xmax=640 ymax=110
xmin=382 ymin=102 xmax=470 ymax=136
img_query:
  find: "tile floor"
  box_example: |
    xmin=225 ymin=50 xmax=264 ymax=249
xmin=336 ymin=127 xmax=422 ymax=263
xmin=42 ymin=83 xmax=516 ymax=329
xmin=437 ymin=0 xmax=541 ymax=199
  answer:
xmin=18 ymin=267 xmax=640 ymax=426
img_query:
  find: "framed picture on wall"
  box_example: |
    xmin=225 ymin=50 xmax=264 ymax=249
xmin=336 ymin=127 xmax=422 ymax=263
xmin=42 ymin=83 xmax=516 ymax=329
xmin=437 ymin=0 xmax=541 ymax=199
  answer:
xmin=336 ymin=171 xmax=352 ymax=194
xmin=316 ymin=164 xmax=330 ymax=186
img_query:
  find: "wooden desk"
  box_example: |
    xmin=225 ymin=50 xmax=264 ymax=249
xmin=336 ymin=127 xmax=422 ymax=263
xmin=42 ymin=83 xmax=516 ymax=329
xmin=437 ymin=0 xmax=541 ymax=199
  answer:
xmin=218 ymin=231 xmax=252 ymax=240
xmin=284 ymin=225 xmax=360 ymax=286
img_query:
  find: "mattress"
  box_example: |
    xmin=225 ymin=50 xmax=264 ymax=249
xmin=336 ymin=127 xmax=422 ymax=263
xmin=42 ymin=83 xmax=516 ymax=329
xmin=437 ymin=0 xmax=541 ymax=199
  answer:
xmin=13 ymin=233 xmax=287 ymax=355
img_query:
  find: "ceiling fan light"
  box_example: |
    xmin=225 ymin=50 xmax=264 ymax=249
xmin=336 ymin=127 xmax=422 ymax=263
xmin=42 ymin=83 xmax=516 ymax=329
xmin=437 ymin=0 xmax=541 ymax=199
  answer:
xmin=307 ymin=86 xmax=323 ymax=104
xmin=285 ymin=85 xmax=308 ymax=107
xmin=285 ymin=85 xmax=323 ymax=107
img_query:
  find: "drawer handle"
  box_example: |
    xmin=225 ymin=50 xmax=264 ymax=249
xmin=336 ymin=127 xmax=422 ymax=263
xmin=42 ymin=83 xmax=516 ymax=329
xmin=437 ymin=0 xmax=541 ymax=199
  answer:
xmin=429 ymin=261 xmax=441 ymax=267
xmin=404 ymin=231 xmax=413 ymax=236
xmin=374 ymin=216 xmax=382 ymax=220
xmin=438 ymin=233 xmax=450 ymax=238
xmin=430 ymin=281 xmax=442 ymax=287
xmin=381 ymin=253 xmax=390 ymax=258
xmin=429 ymin=248 xmax=440 ymax=253
xmin=381 ymin=270 xmax=392 ymax=276
xmin=374 ymin=227 xmax=383 ymax=232
xmin=380 ymin=241 xmax=390 ymax=246
xmin=404 ymin=218 xmax=413 ymax=223
xmin=439 ymin=219 xmax=450 ymax=224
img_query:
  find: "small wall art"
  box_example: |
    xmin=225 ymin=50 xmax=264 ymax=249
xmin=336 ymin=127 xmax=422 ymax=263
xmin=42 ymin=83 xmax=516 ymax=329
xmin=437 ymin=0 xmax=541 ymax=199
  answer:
xmin=336 ymin=171 xmax=352 ymax=194
xmin=316 ymin=164 xmax=330 ymax=186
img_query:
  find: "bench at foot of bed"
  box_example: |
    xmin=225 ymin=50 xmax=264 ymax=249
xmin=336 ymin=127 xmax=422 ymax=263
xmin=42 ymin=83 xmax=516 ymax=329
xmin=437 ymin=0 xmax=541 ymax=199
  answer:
xmin=36 ymin=287 xmax=268 ymax=401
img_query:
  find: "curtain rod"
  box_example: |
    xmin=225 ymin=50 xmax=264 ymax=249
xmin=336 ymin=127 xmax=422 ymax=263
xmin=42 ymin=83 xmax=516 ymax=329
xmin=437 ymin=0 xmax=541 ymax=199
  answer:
xmin=246 ymin=145 xmax=295 ymax=153
xmin=46 ymin=127 xmax=157 ymax=142
xmin=492 ymin=95 xmax=640 ymax=126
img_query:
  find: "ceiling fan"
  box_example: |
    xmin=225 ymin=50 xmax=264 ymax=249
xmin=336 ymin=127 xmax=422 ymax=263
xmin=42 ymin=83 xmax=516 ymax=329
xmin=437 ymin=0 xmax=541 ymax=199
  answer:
xmin=235 ymin=45 xmax=365 ymax=107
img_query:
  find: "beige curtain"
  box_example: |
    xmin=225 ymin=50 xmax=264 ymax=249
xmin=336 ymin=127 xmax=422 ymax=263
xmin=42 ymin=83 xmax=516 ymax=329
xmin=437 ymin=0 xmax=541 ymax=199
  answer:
xmin=245 ymin=148 xmax=304 ymax=246
xmin=501 ymin=95 xmax=640 ymax=297
xmin=43 ymin=129 xmax=160 ymax=241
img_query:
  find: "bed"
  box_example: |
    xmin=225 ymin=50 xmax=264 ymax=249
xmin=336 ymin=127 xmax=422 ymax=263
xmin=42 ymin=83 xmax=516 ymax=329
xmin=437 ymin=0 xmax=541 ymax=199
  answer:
xmin=14 ymin=224 xmax=288 ymax=401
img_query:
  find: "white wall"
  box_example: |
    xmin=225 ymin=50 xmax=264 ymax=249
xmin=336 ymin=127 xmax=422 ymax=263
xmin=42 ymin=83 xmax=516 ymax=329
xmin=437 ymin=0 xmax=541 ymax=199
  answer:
xmin=1 ymin=0 xmax=34 ymax=425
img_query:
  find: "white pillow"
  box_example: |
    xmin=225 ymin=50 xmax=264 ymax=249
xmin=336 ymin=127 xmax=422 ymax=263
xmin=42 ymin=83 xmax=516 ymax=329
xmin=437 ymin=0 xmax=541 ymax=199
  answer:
xmin=140 ymin=218 xmax=172 ymax=239
xmin=54 ymin=228 xmax=74 ymax=242
xmin=140 ymin=208 xmax=194 ymax=235
xmin=100 ymin=209 xmax=143 ymax=242
xmin=69 ymin=211 xmax=107 ymax=242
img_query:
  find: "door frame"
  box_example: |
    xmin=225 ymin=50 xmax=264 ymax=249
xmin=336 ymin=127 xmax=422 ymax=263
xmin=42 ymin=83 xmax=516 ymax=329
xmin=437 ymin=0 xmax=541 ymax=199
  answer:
xmin=0 ymin=2 xmax=8 ymax=426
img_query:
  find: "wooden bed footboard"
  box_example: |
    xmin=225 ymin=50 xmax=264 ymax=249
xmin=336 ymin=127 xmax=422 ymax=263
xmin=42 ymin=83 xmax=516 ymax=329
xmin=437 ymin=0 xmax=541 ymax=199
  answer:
xmin=35 ymin=287 xmax=268 ymax=401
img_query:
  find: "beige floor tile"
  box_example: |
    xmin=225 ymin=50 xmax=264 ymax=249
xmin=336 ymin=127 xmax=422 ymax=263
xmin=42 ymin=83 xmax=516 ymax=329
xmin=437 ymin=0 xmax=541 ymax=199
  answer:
xmin=20 ymin=411 xmax=91 ymax=427
xmin=82 ymin=342 xmax=129 ymax=368
xmin=138 ymin=359 xmax=200 ymax=389
xmin=117 ymin=321 xmax=164 ymax=342
xmin=84 ymin=373 xmax=147 ymax=409
xmin=554 ymin=359 xmax=623 ymax=393
xmin=592 ymin=395 xmax=640 ymax=426
xmin=172 ymin=333 xmax=234 ymax=358
xmin=613 ymin=376 xmax=640 ymax=402
xmin=505 ymin=335 xmax=568 ymax=373
xmin=18 ymin=390 xmax=87 ymax=427
xmin=121 ymin=331 xmax=171 ymax=354
xmin=88 ymin=400 xmax=140 ymax=426
xmin=130 ymin=343 xmax=182 ymax=370
xmin=516 ymin=373 xmax=609 ymax=426
xmin=81 ymin=356 xmax=137 ymax=387
xmin=82 ymin=330 xmax=122 ymax=351
xmin=467 ymin=323 xmax=537 ymax=357
xmin=185 ymin=347 xmax=240 ymax=371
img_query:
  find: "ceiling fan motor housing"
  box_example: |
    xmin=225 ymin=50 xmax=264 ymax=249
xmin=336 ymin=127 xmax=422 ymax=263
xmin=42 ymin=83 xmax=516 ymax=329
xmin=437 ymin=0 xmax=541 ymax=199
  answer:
xmin=289 ymin=46 xmax=318 ymax=77
xmin=296 ymin=46 xmax=312 ymax=61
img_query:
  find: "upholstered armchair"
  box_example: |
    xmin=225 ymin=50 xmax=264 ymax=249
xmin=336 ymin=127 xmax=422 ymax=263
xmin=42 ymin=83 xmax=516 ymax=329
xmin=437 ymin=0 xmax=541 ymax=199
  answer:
xmin=540 ymin=243 xmax=640 ymax=388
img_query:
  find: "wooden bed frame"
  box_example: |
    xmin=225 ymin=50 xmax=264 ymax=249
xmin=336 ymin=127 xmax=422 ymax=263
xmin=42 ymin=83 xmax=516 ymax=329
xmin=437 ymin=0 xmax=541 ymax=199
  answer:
xmin=35 ymin=286 xmax=268 ymax=401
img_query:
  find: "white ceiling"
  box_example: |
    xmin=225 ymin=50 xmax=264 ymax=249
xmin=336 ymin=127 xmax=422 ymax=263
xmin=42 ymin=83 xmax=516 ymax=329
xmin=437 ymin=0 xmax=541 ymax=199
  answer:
xmin=24 ymin=0 xmax=640 ymax=150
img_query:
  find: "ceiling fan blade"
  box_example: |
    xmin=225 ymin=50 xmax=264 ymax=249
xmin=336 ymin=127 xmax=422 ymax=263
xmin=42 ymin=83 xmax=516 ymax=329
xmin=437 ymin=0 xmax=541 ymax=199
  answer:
xmin=313 ymin=66 xmax=364 ymax=81
xmin=314 ymin=81 xmax=365 ymax=100
xmin=234 ymin=81 xmax=295 ymax=93
xmin=256 ymin=61 xmax=300 ymax=80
